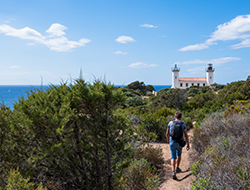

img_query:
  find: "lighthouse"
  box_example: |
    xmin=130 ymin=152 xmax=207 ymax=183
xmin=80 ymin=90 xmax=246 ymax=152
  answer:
xmin=171 ymin=64 xmax=180 ymax=88
xmin=206 ymin=63 xmax=215 ymax=86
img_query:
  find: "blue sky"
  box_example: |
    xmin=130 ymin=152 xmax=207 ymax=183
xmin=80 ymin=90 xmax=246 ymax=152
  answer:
xmin=0 ymin=0 xmax=250 ymax=85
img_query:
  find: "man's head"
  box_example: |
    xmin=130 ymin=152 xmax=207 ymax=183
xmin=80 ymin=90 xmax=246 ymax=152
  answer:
xmin=175 ymin=111 xmax=182 ymax=120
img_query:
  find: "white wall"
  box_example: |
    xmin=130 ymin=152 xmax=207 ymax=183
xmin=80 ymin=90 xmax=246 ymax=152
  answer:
xmin=172 ymin=71 xmax=179 ymax=88
xmin=206 ymin=71 xmax=214 ymax=85
xmin=177 ymin=81 xmax=208 ymax=89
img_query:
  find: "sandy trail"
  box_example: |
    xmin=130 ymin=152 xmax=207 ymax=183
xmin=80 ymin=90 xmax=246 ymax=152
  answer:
xmin=151 ymin=129 xmax=195 ymax=190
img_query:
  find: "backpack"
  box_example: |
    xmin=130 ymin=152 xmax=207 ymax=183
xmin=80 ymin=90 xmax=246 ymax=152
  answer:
xmin=170 ymin=121 xmax=183 ymax=141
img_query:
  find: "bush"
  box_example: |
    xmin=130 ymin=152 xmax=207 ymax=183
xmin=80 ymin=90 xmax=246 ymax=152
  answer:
xmin=191 ymin=108 xmax=250 ymax=190
xmin=134 ymin=146 xmax=164 ymax=173
xmin=190 ymin=177 xmax=219 ymax=190
xmin=138 ymin=114 xmax=169 ymax=142
xmin=7 ymin=80 xmax=135 ymax=189
xmin=183 ymin=117 xmax=193 ymax=130
xmin=2 ymin=168 xmax=46 ymax=190
xmin=154 ymin=106 xmax=175 ymax=118
xmin=0 ymin=106 xmax=12 ymax=188
xmin=123 ymin=96 xmax=148 ymax=108
xmin=186 ymin=87 xmax=200 ymax=97
xmin=116 ymin=159 xmax=160 ymax=190
xmin=150 ymin=88 xmax=187 ymax=109
xmin=188 ymin=92 xmax=216 ymax=108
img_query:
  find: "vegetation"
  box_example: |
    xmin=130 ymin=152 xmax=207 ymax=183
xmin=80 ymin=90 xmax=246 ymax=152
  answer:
xmin=1 ymin=76 xmax=249 ymax=189
xmin=1 ymin=79 xmax=135 ymax=189
xmin=190 ymin=103 xmax=250 ymax=189
xmin=2 ymin=168 xmax=47 ymax=190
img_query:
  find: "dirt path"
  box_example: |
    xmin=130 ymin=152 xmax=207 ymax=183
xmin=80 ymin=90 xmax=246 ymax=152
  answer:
xmin=151 ymin=129 xmax=195 ymax=190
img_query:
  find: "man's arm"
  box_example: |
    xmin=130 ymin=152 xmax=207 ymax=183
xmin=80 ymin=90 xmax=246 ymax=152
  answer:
xmin=184 ymin=129 xmax=190 ymax=151
xmin=166 ymin=128 xmax=170 ymax=144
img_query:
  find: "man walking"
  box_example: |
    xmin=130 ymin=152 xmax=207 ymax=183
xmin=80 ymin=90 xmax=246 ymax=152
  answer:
xmin=166 ymin=111 xmax=190 ymax=180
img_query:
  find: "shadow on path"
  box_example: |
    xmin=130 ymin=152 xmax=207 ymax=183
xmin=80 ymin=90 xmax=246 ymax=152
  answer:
xmin=175 ymin=170 xmax=193 ymax=182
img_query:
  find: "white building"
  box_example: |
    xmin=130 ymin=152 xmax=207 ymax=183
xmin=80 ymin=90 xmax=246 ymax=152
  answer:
xmin=171 ymin=64 xmax=215 ymax=89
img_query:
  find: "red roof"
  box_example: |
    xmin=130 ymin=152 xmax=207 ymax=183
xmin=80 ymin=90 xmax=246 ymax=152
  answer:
xmin=179 ymin=77 xmax=206 ymax=82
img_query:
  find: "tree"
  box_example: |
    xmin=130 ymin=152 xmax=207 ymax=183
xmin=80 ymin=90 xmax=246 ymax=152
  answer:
xmin=146 ymin=85 xmax=155 ymax=92
xmin=158 ymin=88 xmax=187 ymax=109
xmin=211 ymin=82 xmax=225 ymax=91
xmin=127 ymin=81 xmax=146 ymax=92
xmin=0 ymin=106 xmax=12 ymax=188
xmin=214 ymin=80 xmax=250 ymax=105
xmin=123 ymin=96 xmax=147 ymax=108
xmin=9 ymin=79 xmax=135 ymax=189
xmin=188 ymin=91 xmax=216 ymax=108
xmin=186 ymin=87 xmax=200 ymax=97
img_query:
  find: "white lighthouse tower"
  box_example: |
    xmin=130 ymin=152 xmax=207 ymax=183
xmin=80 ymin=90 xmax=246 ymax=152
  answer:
xmin=171 ymin=64 xmax=180 ymax=88
xmin=206 ymin=63 xmax=215 ymax=86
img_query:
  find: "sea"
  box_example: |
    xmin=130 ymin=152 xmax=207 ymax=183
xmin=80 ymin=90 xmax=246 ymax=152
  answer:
xmin=0 ymin=85 xmax=171 ymax=110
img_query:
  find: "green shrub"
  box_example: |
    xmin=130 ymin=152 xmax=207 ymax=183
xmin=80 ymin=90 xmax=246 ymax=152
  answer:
xmin=134 ymin=146 xmax=164 ymax=173
xmin=146 ymin=91 xmax=153 ymax=96
xmin=116 ymin=159 xmax=160 ymax=190
xmin=123 ymin=96 xmax=148 ymax=108
xmin=154 ymin=106 xmax=175 ymax=118
xmin=183 ymin=116 xmax=193 ymax=130
xmin=8 ymin=80 xmax=135 ymax=189
xmin=139 ymin=114 xmax=168 ymax=142
xmin=186 ymin=87 xmax=200 ymax=97
xmin=190 ymin=162 xmax=200 ymax=175
xmin=190 ymin=177 xmax=219 ymax=190
xmin=3 ymin=168 xmax=46 ymax=190
xmin=188 ymin=91 xmax=216 ymax=108
xmin=0 ymin=106 xmax=12 ymax=188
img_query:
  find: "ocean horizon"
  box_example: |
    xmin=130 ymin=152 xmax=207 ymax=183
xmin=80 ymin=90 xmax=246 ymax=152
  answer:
xmin=0 ymin=85 xmax=171 ymax=110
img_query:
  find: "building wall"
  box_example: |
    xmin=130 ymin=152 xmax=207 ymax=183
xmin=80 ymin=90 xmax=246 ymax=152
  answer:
xmin=177 ymin=81 xmax=208 ymax=89
xmin=206 ymin=71 xmax=214 ymax=85
xmin=172 ymin=71 xmax=179 ymax=88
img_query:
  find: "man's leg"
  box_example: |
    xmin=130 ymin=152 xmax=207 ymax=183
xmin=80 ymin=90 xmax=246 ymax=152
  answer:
xmin=176 ymin=146 xmax=183 ymax=173
xmin=170 ymin=141 xmax=177 ymax=179
xmin=176 ymin=156 xmax=181 ymax=168
xmin=171 ymin=159 xmax=176 ymax=172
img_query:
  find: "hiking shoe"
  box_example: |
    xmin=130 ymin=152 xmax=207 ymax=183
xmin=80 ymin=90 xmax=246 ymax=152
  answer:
xmin=176 ymin=167 xmax=182 ymax=173
xmin=172 ymin=171 xmax=177 ymax=180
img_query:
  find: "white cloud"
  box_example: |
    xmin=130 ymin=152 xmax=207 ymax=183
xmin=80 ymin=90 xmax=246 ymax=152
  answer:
xmin=10 ymin=66 xmax=21 ymax=69
xmin=179 ymin=43 xmax=209 ymax=51
xmin=179 ymin=14 xmax=250 ymax=51
xmin=128 ymin=62 xmax=159 ymax=69
xmin=0 ymin=24 xmax=45 ymax=42
xmin=0 ymin=23 xmax=91 ymax=52
xmin=43 ymin=37 xmax=90 ymax=52
xmin=46 ymin=23 xmax=67 ymax=37
xmin=175 ymin=57 xmax=241 ymax=66
xmin=140 ymin=24 xmax=158 ymax=28
xmin=230 ymin=38 xmax=250 ymax=49
xmin=116 ymin=36 xmax=135 ymax=44
xmin=113 ymin=51 xmax=127 ymax=55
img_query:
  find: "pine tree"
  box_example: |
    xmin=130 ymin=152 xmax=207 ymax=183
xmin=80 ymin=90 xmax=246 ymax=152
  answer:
xmin=8 ymin=79 xmax=135 ymax=189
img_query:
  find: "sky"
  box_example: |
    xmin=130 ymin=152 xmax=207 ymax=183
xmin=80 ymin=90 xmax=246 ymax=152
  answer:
xmin=0 ymin=0 xmax=250 ymax=85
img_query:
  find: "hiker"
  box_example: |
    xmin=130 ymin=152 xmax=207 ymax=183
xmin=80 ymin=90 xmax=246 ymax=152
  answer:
xmin=166 ymin=111 xmax=190 ymax=180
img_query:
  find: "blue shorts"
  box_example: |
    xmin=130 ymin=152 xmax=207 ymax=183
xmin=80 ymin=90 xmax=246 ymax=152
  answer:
xmin=170 ymin=141 xmax=182 ymax=159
